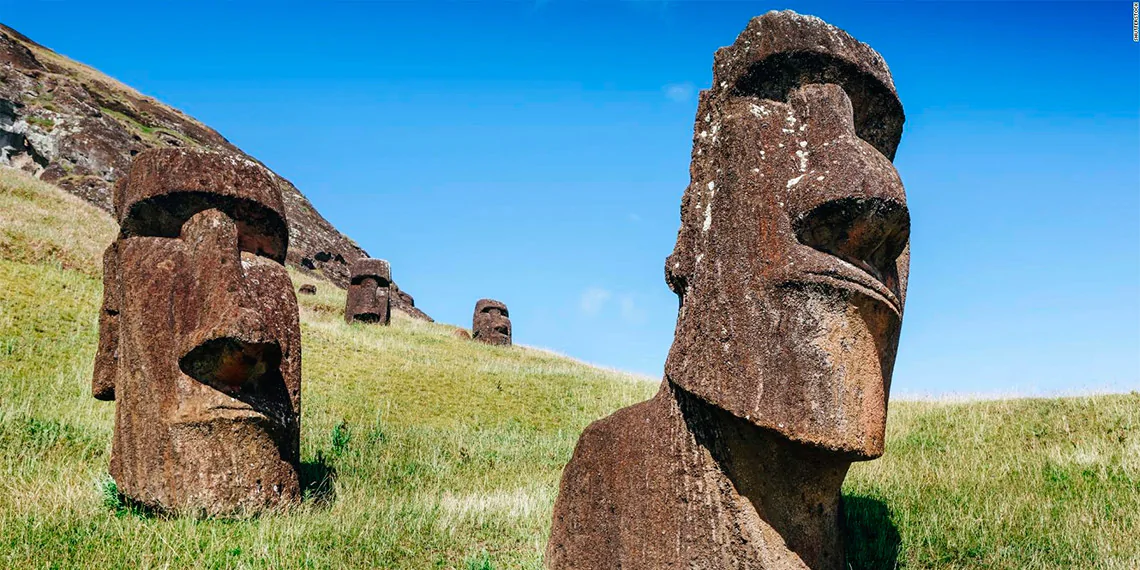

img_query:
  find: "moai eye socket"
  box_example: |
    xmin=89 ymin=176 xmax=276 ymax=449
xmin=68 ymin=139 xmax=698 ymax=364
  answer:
xmin=113 ymin=150 xmax=291 ymax=264
xmin=119 ymin=193 xmax=289 ymax=263
xmin=793 ymin=196 xmax=909 ymax=294
xmin=731 ymin=52 xmax=904 ymax=160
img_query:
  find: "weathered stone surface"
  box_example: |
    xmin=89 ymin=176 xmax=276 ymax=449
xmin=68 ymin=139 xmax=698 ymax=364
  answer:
xmin=345 ymin=258 xmax=391 ymax=325
xmin=472 ymin=299 xmax=511 ymax=346
xmin=93 ymin=148 xmax=303 ymax=516
xmin=547 ymin=11 xmax=909 ymax=569
xmin=0 ymin=24 xmax=431 ymax=320
xmin=298 ymin=284 xmax=317 ymax=295
xmin=452 ymin=328 xmax=471 ymax=340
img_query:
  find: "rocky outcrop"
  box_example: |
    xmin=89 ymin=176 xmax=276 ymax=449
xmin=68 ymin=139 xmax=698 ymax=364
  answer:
xmin=0 ymin=23 xmax=428 ymax=319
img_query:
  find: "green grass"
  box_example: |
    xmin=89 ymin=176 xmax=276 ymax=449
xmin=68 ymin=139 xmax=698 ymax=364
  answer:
xmin=0 ymin=167 xmax=1137 ymax=569
xmin=99 ymin=107 xmax=199 ymax=148
xmin=26 ymin=115 xmax=55 ymax=130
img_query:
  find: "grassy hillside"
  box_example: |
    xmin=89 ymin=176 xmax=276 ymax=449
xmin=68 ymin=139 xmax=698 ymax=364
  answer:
xmin=0 ymin=167 xmax=1137 ymax=569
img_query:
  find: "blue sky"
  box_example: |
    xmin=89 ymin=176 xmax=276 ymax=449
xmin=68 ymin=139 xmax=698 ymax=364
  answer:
xmin=3 ymin=1 xmax=1137 ymax=396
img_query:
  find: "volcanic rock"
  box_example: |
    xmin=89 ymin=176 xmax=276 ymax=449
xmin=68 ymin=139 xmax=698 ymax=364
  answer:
xmin=546 ymin=11 xmax=910 ymax=569
xmin=345 ymin=258 xmax=391 ymax=325
xmin=472 ymin=299 xmax=511 ymax=346
xmin=93 ymin=148 xmax=303 ymax=516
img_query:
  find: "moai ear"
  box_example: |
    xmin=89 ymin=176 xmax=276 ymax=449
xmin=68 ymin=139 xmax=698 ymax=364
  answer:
xmin=92 ymin=242 xmax=121 ymax=401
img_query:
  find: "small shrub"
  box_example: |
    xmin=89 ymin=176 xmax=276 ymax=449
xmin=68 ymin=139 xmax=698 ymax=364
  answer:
xmin=331 ymin=419 xmax=351 ymax=456
xmin=464 ymin=549 xmax=493 ymax=570
xmin=99 ymin=476 xmax=124 ymax=511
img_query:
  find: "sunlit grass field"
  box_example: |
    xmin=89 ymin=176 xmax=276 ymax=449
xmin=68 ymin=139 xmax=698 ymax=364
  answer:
xmin=1 ymin=168 xmax=1137 ymax=569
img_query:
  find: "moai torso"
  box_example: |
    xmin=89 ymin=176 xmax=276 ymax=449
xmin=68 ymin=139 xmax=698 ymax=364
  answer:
xmin=345 ymin=258 xmax=391 ymax=325
xmin=93 ymin=149 xmax=303 ymax=516
xmin=547 ymin=11 xmax=909 ymax=569
xmin=472 ymin=299 xmax=511 ymax=346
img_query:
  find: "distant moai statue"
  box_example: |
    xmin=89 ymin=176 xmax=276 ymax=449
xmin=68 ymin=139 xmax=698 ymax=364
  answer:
xmin=345 ymin=258 xmax=391 ymax=325
xmin=93 ymin=148 xmax=303 ymax=516
xmin=546 ymin=11 xmax=910 ymax=569
xmin=298 ymin=283 xmax=317 ymax=295
xmin=472 ymin=299 xmax=511 ymax=346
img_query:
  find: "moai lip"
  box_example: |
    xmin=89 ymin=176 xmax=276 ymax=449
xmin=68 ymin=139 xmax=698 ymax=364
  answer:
xmin=547 ymin=11 xmax=909 ymax=569
xmin=93 ymin=148 xmax=303 ymax=517
xmin=345 ymin=258 xmax=392 ymax=325
xmin=472 ymin=299 xmax=511 ymax=346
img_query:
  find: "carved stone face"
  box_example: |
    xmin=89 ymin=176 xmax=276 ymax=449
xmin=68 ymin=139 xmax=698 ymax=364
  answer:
xmin=345 ymin=258 xmax=391 ymax=325
xmin=664 ymin=17 xmax=908 ymax=459
xmin=93 ymin=149 xmax=301 ymax=514
xmin=472 ymin=299 xmax=511 ymax=346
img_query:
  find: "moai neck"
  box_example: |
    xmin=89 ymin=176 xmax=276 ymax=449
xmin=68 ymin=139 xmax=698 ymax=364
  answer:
xmin=671 ymin=381 xmax=850 ymax=570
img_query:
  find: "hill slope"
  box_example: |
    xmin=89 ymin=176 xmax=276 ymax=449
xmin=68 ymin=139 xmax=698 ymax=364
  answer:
xmin=0 ymin=23 xmax=428 ymax=320
xmin=1 ymin=168 xmax=1137 ymax=569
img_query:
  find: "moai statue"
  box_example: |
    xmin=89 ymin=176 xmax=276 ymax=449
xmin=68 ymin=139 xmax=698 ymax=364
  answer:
xmin=298 ymin=284 xmax=317 ymax=295
xmin=344 ymin=258 xmax=391 ymax=325
xmin=472 ymin=299 xmax=511 ymax=346
xmin=546 ymin=11 xmax=909 ymax=569
xmin=92 ymin=148 xmax=303 ymax=516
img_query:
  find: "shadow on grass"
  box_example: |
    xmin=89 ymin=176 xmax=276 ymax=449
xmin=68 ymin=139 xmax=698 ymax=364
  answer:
xmin=300 ymin=452 xmax=337 ymax=507
xmin=843 ymin=494 xmax=901 ymax=570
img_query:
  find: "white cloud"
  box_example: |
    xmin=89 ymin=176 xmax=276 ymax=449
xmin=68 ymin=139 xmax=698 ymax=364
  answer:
xmin=619 ymin=294 xmax=645 ymax=324
xmin=663 ymin=82 xmax=695 ymax=103
xmin=579 ymin=287 xmax=612 ymax=316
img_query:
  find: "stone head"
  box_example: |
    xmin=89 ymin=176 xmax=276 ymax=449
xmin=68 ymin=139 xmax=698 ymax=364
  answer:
xmin=345 ymin=258 xmax=391 ymax=325
xmin=93 ymin=148 xmax=302 ymax=513
xmin=664 ymin=11 xmax=909 ymax=459
xmin=472 ymin=299 xmax=511 ymax=346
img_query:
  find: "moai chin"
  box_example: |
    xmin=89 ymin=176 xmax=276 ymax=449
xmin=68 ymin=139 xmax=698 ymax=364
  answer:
xmin=92 ymin=148 xmax=303 ymax=516
xmin=345 ymin=258 xmax=391 ymax=325
xmin=472 ymin=299 xmax=511 ymax=346
xmin=546 ymin=11 xmax=909 ymax=569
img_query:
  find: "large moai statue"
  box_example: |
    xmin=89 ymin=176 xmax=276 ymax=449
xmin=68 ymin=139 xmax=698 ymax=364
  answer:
xmin=345 ymin=258 xmax=391 ymax=325
xmin=472 ymin=299 xmax=511 ymax=346
xmin=93 ymin=148 xmax=303 ymax=516
xmin=546 ymin=12 xmax=909 ymax=569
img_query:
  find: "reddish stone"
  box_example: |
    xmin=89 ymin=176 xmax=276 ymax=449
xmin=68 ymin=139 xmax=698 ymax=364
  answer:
xmin=547 ymin=11 xmax=909 ymax=569
xmin=93 ymin=148 xmax=302 ymax=516
xmin=345 ymin=258 xmax=391 ymax=325
xmin=472 ymin=299 xmax=511 ymax=346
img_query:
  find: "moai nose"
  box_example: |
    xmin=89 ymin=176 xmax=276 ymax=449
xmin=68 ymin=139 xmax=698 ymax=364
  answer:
xmin=790 ymin=83 xmax=858 ymax=137
xmin=176 ymin=208 xmax=280 ymax=391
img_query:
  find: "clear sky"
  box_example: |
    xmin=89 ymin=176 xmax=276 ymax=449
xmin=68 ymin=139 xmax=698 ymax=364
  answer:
xmin=4 ymin=1 xmax=1137 ymax=396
